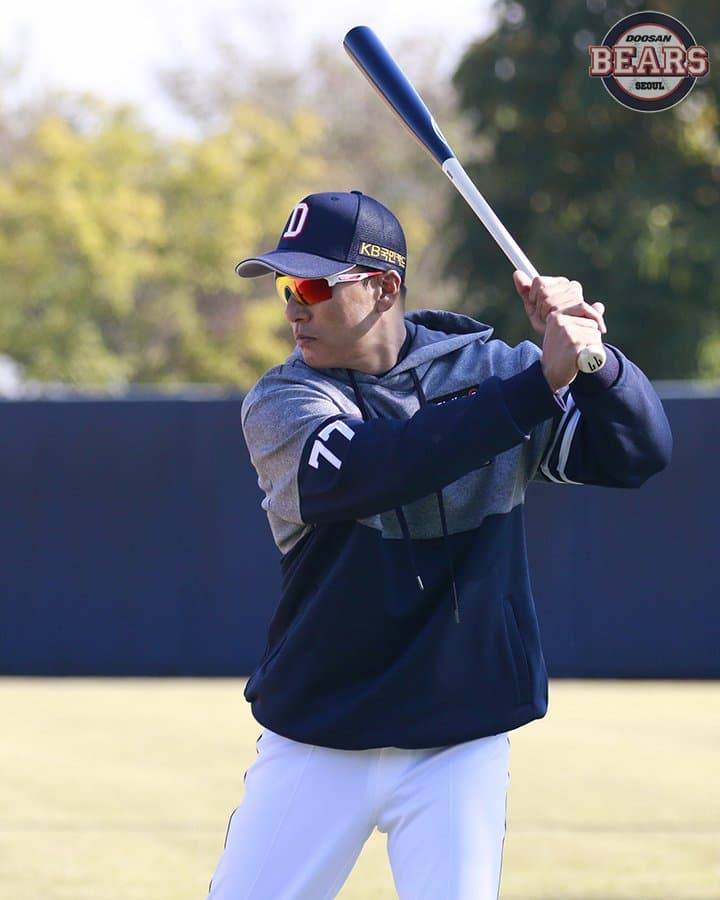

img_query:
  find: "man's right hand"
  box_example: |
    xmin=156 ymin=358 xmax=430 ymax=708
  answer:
xmin=541 ymin=310 xmax=605 ymax=392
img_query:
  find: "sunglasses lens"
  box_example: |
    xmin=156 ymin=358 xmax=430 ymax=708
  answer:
xmin=275 ymin=275 xmax=332 ymax=304
xmin=275 ymin=276 xmax=296 ymax=303
xmin=296 ymin=278 xmax=332 ymax=303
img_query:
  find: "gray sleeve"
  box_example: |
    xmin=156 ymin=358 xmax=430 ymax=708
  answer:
xmin=241 ymin=379 xmax=343 ymax=526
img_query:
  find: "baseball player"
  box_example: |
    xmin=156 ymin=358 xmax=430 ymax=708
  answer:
xmin=207 ymin=190 xmax=672 ymax=899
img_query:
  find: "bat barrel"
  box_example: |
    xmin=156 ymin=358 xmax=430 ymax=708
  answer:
xmin=343 ymin=26 xmax=456 ymax=166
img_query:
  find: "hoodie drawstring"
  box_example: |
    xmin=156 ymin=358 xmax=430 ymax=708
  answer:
xmin=408 ymin=368 xmax=461 ymax=624
xmin=346 ymin=367 xmax=461 ymax=625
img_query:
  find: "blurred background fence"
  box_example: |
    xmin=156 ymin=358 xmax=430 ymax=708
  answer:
xmin=1 ymin=385 xmax=716 ymax=679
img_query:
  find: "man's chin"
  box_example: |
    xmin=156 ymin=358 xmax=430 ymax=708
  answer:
xmin=298 ymin=342 xmax=325 ymax=366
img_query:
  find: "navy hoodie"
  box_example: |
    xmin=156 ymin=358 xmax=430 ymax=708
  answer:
xmin=240 ymin=309 xmax=672 ymax=750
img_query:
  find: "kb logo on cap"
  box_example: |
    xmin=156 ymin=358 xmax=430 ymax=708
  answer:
xmin=588 ymin=11 xmax=709 ymax=112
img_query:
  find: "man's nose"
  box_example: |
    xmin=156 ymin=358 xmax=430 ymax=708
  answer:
xmin=284 ymin=294 xmax=310 ymax=323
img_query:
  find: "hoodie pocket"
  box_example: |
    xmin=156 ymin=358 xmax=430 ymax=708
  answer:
xmin=502 ymin=593 xmax=531 ymax=703
xmin=244 ymin=634 xmax=289 ymax=701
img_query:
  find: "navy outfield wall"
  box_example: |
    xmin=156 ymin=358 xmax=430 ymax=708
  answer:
xmin=0 ymin=388 xmax=716 ymax=677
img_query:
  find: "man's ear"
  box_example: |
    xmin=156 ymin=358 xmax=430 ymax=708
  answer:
xmin=376 ymin=269 xmax=402 ymax=308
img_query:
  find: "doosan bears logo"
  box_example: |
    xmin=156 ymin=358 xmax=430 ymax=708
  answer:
xmin=588 ymin=11 xmax=709 ymax=112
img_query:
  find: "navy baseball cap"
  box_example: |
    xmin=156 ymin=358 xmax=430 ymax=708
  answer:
xmin=235 ymin=190 xmax=407 ymax=280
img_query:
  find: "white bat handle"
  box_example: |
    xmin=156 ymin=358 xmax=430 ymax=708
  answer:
xmin=441 ymin=157 xmax=606 ymax=373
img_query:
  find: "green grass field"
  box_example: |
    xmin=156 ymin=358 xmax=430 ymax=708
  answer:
xmin=0 ymin=679 xmax=717 ymax=899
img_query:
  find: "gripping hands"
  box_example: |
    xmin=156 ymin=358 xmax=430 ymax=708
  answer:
xmin=513 ymin=272 xmax=608 ymax=390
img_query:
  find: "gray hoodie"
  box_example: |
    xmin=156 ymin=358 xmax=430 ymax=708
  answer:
xmin=239 ymin=309 xmax=671 ymax=749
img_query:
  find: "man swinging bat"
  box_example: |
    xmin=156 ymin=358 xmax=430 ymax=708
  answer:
xmin=206 ymin=189 xmax=672 ymax=899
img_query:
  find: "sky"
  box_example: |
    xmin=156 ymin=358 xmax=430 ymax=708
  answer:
xmin=0 ymin=0 xmax=495 ymax=133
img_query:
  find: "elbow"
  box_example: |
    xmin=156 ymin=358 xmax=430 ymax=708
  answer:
xmin=626 ymin=455 xmax=669 ymax=489
xmin=624 ymin=425 xmax=673 ymax=488
xmin=650 ymin=416 xmax=673 ymax=475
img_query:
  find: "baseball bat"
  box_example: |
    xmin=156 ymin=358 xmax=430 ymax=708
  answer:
xmin=343 ymin=25 xmax=606 ymax=374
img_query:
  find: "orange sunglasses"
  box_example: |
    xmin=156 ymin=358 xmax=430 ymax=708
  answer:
xmin=275 ymin=269 xmax=385 ymax=305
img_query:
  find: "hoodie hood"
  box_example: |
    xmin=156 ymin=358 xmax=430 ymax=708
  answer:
xmin=390 ymin=309 xmax=494 ymax=376
xmin=288 ymin=309 xmax=495 ymax=385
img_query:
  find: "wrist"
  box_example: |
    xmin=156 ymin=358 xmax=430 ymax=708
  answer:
xmin=502 ymin=360 xmax=567 ymax=434
xmin=541 ymin=362 xmax=562 ymax=393
xmin=571 ymin=344 xmax=622 ymax=395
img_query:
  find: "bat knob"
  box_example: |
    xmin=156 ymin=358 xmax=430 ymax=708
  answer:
xmin=577 ymin=344 xmax=607 ymax=373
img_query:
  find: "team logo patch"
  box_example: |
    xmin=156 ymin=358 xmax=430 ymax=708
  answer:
xmin=588 ymin=11 xmax=709 ymax=113
xmin=283 ymin=202 xmax=310 ymax=238
xmin=428 ymin=385 xmax=479 ymax=405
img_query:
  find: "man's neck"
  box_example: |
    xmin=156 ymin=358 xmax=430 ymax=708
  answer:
xmin=349 ymin=320 xmax=408 ymax=375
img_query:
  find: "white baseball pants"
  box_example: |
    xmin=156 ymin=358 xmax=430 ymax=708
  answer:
xmin=207 ymin=726 xmax=510 ymax=899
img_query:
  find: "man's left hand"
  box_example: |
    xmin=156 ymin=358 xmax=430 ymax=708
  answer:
xmin=513 ymin=271 xmax=607 ymax=338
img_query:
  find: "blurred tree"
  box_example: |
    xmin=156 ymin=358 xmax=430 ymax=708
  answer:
xmin=0 ymin=102 xmax=164 ymax=384
xmin=0 ymin=95 xmax=330 ymax=385
xmin=2 ymin=3 xmax=716 ymax=386
xmin=0 ymin=25 xmax=478 ymax=389
xmin=137 ymin=103 xmax=329 ymax=384
xmin=449 ymin=0 xmax=720 ymax=379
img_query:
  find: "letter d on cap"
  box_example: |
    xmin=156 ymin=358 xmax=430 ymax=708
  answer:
xmin=283 ymin=202 xmax=310 ymax=238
